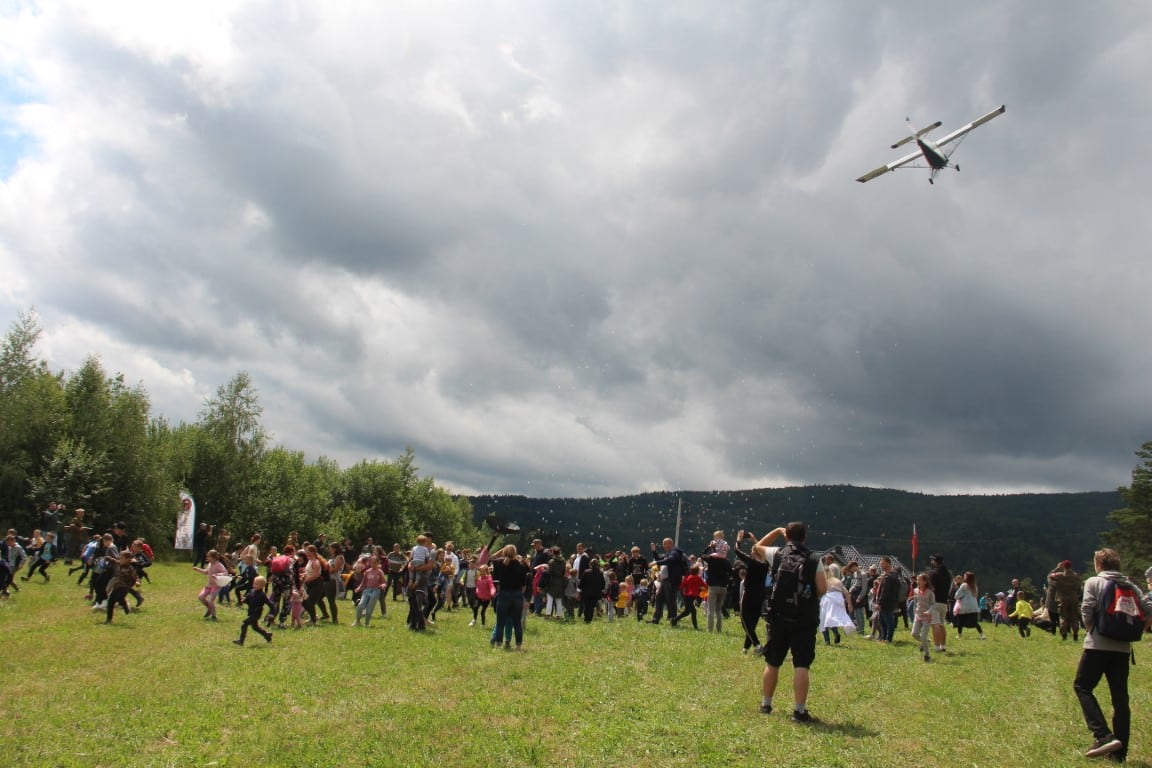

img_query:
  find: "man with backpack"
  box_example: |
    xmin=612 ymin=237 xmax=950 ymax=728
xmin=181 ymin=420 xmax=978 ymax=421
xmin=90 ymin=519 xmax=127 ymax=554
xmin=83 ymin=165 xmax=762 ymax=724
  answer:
xmin=755 ymin=522 xmax=826 ymax=723
xmin=1074 ymin=547 xmax=1152 ymax=761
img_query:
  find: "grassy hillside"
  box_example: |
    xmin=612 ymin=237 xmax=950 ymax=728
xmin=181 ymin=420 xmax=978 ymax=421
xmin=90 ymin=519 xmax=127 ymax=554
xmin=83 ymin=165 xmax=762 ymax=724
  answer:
xmin=469 ymin=486 xmax=1122 ymax=589
xmin=2 ymin=561 xmax=1149 ymax=768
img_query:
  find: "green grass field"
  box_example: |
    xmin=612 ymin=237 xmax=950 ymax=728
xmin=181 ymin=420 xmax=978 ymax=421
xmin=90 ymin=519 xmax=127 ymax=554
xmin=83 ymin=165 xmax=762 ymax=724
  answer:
xmin=2 ymin=562 xmax=1149 ymax=768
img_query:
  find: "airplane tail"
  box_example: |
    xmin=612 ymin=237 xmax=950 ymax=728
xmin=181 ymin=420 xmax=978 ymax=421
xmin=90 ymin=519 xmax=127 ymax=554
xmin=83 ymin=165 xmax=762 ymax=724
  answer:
xmin=891 ymin=118 xmax=942 ymax=150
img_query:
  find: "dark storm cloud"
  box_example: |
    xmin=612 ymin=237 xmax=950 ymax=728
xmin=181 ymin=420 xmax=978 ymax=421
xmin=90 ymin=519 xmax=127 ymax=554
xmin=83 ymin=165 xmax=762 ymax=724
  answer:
xmin=2 ymin=1 xmax=1150 ymax=497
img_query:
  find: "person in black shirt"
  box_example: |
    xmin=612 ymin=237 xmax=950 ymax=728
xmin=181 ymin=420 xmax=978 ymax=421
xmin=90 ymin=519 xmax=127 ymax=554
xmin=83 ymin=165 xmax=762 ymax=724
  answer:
xmin=234 ymin=576 xmax=275 ymax=645
xmin=703 ymin=551 xmax=732 ymax=633
xmin=490 ymin=546 xmax=529 ymax=650
xmin=876 ymin=557 xmax=903 ymax=643
xmin=735 ymin=531 xmax=770 ymax=652
xmin=578 ymin=559 xmax=607 ymax=623
xmin=757 ymin=523 xmax=826 ymax=723
xmin=927 ymin=554 xmax=952 ymax=653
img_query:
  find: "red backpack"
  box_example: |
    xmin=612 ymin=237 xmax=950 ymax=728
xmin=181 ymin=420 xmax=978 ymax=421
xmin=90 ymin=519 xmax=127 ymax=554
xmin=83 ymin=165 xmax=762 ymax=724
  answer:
xmin=1095 ymin=577 xmax=1147 ymax=642
xmin=270 ymin=555 xmax=292 ymax=575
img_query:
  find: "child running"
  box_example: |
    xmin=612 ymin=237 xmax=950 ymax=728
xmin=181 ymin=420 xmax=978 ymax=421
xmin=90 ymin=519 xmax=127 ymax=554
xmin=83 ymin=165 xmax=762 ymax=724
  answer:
xmin=471 ymin=564 xmax=494 ymax=627
xmin=1008 ymin=594 xmax=1034 ymax=637
xmin=910 ymin=573 xmax=935 ymax=662
xmin=104 ymin=551 xmax=139 ymax=625
xmin=192 ymin=549 xmax=228 ymax=621
xmin=234 ymin=576 xmax=274 ymax=646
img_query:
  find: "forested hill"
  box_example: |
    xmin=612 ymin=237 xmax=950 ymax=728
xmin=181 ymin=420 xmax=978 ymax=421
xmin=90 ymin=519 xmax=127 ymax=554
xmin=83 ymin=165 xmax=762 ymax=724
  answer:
xmin=468 ymin=486 xmax=1121 ymax=591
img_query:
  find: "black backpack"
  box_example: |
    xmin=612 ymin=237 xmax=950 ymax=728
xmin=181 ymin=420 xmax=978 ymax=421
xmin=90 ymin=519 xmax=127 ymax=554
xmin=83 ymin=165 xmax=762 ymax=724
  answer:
xmin=767 ymin=544 xmax=816 ymax=623
xmin=1094 ymin=576 xmax=1147 ymax=642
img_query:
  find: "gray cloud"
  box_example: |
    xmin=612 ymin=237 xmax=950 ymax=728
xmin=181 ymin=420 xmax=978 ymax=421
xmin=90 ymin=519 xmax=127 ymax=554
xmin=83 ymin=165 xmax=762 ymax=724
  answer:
xmin=2 ymin=1 xmax=1150 ymax=497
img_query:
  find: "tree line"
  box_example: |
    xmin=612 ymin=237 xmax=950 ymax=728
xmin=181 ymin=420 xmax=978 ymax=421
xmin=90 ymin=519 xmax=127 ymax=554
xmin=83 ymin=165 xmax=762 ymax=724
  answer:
xmin=0 ymin=311 xmax=477 ymax=552
xmin=4 ymin=308 xmax=1150 ymax=582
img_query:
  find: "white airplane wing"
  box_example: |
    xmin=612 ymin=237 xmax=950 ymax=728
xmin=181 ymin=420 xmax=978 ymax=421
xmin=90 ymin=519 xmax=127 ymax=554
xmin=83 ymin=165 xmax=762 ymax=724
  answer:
xmin=856 ymin=149 xmax=922 ymax=183
xmin=934 ymin=105 xmax=1006 ymax=148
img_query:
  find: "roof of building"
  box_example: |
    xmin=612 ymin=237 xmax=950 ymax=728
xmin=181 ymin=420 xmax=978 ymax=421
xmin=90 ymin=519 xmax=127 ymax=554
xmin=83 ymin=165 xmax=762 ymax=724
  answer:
xmin=820 ymin=544 xmax=911 ymax=576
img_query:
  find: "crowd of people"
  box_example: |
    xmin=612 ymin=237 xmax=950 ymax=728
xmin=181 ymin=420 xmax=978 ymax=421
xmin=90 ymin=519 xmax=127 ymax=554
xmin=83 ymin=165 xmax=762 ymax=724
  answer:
xmin=5 ymin=508 xmax=1152 ymax=760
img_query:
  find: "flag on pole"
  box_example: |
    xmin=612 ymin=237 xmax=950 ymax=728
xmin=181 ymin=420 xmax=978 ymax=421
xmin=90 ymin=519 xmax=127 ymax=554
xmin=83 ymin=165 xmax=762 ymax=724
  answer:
xmin=175 ymin=492 xmax=196 ymax=550
xmin=911 ymin=523 xmax=919 ymax=562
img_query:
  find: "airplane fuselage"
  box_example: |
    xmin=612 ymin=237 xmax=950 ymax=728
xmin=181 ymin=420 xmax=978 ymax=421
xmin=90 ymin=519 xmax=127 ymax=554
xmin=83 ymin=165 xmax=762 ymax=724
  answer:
xmin=916 ymin=138 xmax=949 ymax=170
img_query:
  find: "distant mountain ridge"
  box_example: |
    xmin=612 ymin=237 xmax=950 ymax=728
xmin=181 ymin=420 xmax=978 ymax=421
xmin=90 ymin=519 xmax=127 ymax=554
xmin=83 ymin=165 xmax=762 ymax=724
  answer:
xmin=468 ymin=485 xmax=1121 ymax=590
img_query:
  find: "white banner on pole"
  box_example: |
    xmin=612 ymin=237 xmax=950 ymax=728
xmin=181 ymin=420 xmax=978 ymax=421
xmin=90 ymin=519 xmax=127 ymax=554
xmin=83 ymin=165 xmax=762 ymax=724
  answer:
xmin=175 ymin=492 xmax=196 ymax=550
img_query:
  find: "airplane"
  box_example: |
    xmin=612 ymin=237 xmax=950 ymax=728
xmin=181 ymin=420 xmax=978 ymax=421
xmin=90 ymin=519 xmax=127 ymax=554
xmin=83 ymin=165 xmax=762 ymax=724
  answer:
xmin=856 ymin=104 xmax=1005 ymax=184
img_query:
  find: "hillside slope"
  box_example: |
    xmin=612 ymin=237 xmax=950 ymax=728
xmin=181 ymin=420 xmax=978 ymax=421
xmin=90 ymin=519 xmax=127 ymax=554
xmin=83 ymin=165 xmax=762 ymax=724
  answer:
xmin=469 ymin=485 xmax=1120 ymax=590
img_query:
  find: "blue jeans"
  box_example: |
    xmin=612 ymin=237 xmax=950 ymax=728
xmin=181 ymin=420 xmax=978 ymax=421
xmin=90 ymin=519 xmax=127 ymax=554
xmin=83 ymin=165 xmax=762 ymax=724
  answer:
xmin=357 ymin=588 xmax=381 ymax=625
xmin=491 ymin=590 xmax=525 ymax=646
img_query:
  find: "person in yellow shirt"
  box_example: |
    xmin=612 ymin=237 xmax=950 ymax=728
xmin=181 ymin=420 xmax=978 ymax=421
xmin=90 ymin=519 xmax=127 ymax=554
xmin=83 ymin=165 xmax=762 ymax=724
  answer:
xmin=1008 ymin=594 xmax=1034 ymax=637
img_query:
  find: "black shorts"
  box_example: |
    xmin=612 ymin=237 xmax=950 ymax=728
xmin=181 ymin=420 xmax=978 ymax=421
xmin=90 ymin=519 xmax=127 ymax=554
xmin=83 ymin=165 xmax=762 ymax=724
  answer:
xmin=764 ymin=619 xmax=817 ymax=669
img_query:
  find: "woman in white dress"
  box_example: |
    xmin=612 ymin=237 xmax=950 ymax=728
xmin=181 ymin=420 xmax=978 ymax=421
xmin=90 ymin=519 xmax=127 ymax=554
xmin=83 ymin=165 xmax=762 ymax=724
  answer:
xmin=820 ymin=563 xmax=856 ymax=644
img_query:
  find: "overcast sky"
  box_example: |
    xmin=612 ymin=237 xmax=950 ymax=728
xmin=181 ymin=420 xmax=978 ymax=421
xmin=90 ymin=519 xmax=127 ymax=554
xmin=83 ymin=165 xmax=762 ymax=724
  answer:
xmin=2 ymin=1 xmax=1151 ymax=498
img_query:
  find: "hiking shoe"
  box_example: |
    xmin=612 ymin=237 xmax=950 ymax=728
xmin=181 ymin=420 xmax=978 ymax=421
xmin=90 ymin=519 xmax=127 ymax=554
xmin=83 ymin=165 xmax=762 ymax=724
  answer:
xmin=791 ymin=710 xmax=816 ymax=724
xmin=759 ymin=703 xmax=772 ymax=715
xmin=1086 ymin=737 xmax=1123 ymax=757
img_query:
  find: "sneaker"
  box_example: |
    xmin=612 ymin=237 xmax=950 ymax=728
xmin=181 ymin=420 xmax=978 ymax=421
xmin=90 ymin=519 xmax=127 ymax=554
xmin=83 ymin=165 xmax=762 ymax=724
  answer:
xmin=1086 ymin=737 xmax=1123 ymax=757
xmin=923 ymin=653 xmax=931 ymax=662
xmin=232 ymin=639 xmax=244 ymax=646
xmin=469 ymin=619 xmax=476 ymax=627
xmin=752 ymin=645 xmax=765 ymax=657
xmin=759 ymin=703 xmax=772 ymax=715
xmin=265 ymin=633 xmax=273 ymax=643
xmin=791 ymin=710 xmax=816 ymax=724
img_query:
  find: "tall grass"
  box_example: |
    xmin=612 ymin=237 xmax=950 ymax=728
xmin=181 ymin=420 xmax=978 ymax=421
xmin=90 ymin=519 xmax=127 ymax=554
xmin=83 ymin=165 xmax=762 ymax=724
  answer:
xmin=1 ymin=563 xmax=1149 ymax=768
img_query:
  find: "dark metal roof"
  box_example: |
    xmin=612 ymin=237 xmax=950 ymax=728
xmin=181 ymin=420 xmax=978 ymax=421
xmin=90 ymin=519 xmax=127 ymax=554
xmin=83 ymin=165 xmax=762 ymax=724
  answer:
xmin=820 ymin=544 xmax=912 ymax=576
